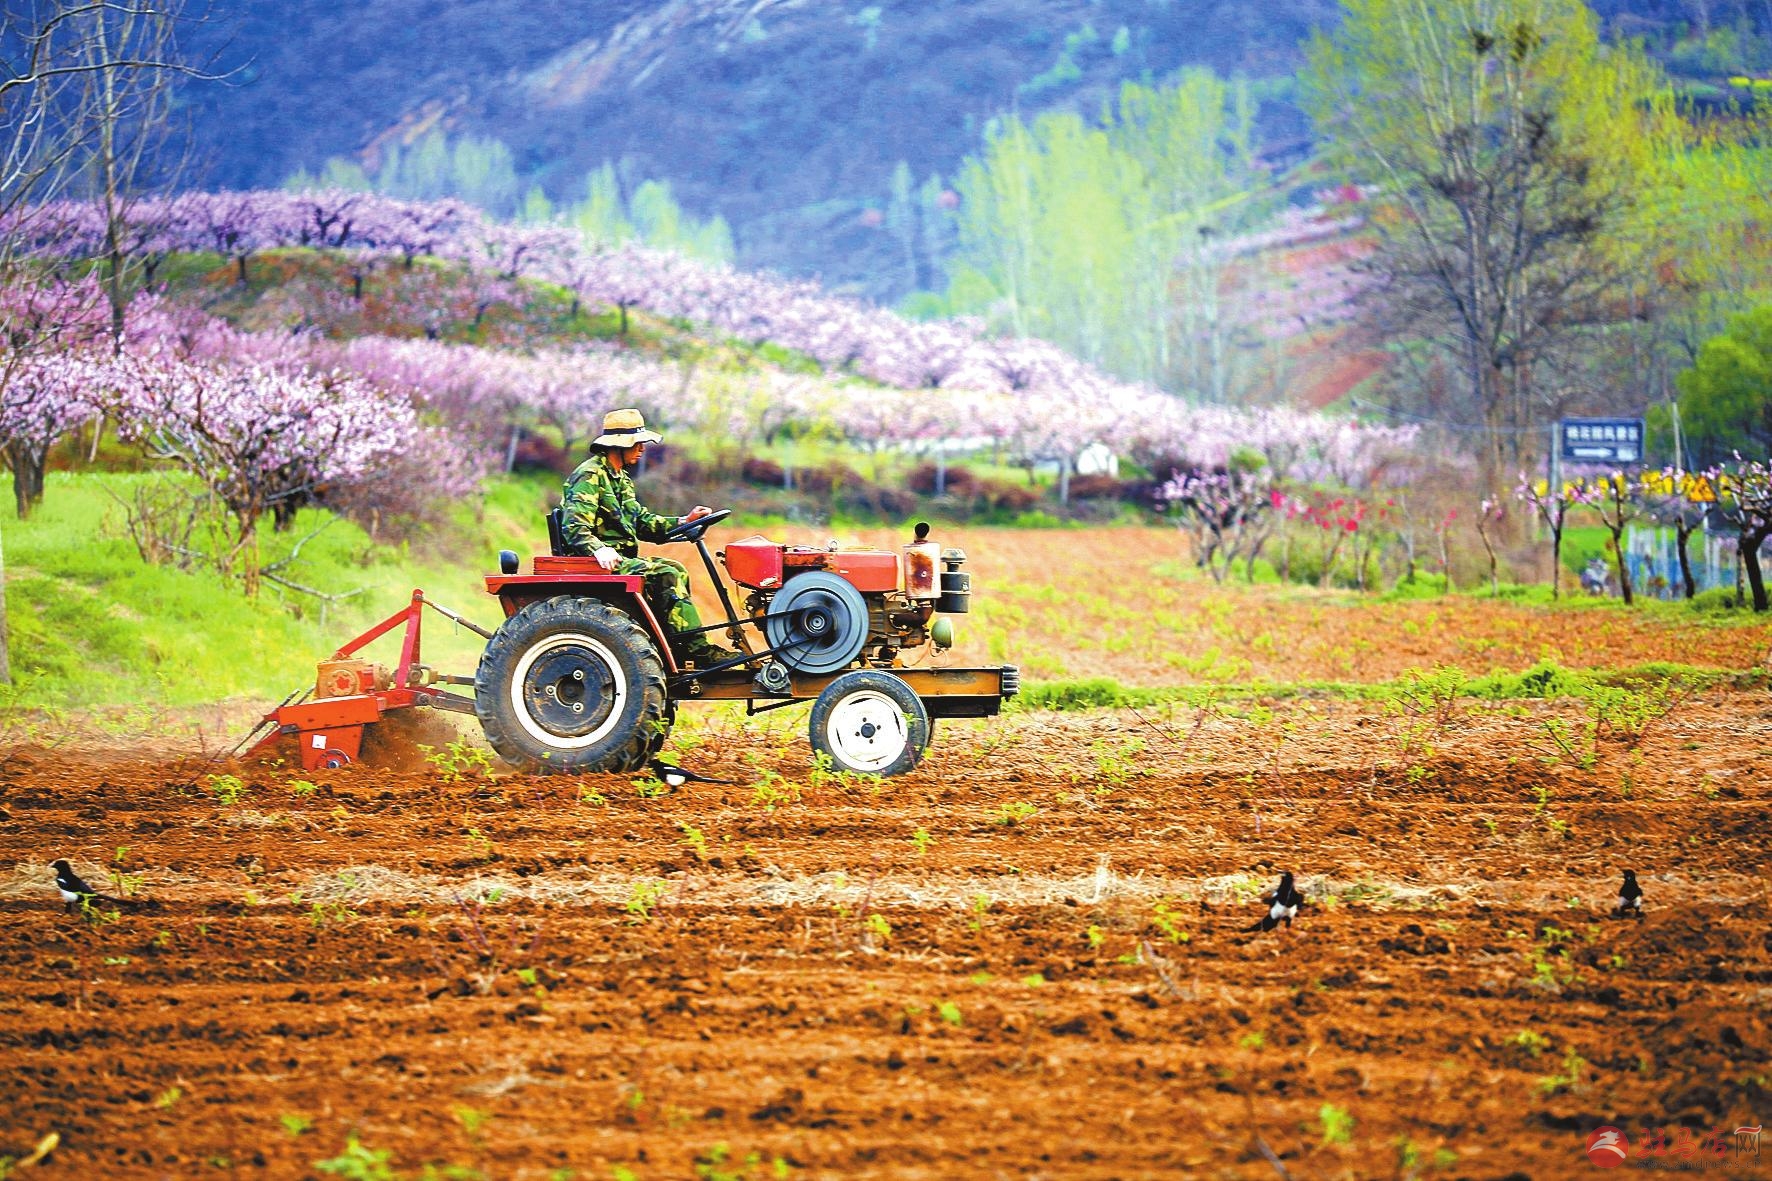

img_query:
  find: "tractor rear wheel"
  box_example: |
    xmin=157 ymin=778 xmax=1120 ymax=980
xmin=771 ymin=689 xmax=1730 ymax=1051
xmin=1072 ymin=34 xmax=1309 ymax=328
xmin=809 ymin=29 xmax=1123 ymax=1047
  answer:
xmin=808 ymin=670 xmax=929 ymax=777
xmin=475 ymin=596 xmax=668 ymax=774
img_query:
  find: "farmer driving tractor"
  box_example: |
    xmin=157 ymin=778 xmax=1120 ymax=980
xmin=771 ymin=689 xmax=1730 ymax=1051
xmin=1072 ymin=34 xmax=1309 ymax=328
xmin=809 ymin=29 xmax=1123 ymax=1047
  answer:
xmin=561 ymin=408 xmax=737 ymax=668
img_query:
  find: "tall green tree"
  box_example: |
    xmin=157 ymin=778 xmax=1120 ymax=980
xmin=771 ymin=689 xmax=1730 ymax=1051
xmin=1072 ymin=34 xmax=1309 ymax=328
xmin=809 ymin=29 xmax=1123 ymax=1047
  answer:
xmin=1582 ymin=107 xmax=1772 ymax=448
xmin=1672 ymin=304 xmax=1772 ymax=466
xmin=1304 ymin=0 xmax=1680 ymax=496
xmin=884 ymin=159 xmax=918 ymax=291
xmin=948 ymin=71 xmax=1259 ymax=389
xmin=915 ymin=171 xmax=952 ymax=292
xmin=568 ymin=163 xmax=633 ymax=243
xmin=1645 ymin=112 xmax=1772 ymax=360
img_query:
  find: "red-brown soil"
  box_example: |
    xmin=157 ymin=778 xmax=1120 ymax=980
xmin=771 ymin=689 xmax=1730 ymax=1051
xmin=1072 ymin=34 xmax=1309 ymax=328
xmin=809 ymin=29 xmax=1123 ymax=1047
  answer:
xmin=756 ymin=527 xmax=1772 ymax=687
xmin=3 ymin=687 xmax=1770 ymax=1179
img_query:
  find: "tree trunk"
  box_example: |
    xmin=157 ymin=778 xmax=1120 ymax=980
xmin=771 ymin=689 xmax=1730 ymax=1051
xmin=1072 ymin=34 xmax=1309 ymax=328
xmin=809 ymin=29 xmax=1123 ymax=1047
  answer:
xmin=6 ymin=443 xmax=45 ymax=519
xmin=235 ymin=517 xmax=261 ymax=598
xmin=272 ymin=497 xmax=300 ymax=532
xmin=1744 ymin=527 xmax=1771 ymax=613
xmin=1611 ymin=528 xmax=1635 ymax=606
xmin=1675 ymin=519 xmax=1697 ymax=599
xmin=1549 ymin=519 xmax=1564 ymax=600
xmin=1480 ymin=369 xmax=1509 ymax=516
xmin=1319 ymin=534 xmax=1347 ymax=589
xmin=0 ymin=519 xmax=10 ymax=684
xmin=96 ymin=4 xmax=129 ymax=350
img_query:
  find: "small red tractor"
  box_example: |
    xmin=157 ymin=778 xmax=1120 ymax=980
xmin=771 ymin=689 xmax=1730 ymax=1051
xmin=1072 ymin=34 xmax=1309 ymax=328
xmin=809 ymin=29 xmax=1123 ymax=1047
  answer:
xmin=242 ymin=511 xmax=1018 ymax=777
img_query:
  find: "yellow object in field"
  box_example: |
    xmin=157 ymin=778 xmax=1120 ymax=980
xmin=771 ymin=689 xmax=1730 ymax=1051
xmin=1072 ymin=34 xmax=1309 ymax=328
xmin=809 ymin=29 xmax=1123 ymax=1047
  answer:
xmin=19 ymin=1130 xmax=60 ymax=1167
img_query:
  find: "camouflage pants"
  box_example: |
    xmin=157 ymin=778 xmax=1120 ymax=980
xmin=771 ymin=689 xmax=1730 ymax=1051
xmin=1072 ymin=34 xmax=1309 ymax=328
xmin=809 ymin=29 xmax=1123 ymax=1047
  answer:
xmin=615 ymin=556 xmax=720 ymax=656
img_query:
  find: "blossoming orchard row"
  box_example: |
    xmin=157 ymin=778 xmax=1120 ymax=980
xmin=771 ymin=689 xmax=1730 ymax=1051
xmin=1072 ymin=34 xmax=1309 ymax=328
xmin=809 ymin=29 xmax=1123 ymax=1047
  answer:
xmin=9 ymin=188 xmax=1387 ymax=453
xmin=8 ymin=188 xmax=1360 ymax=385
xmin=3 ymin=264 xmax=1419 ymax=512
xmin=0 ymin=304 xmax=455 ymax=590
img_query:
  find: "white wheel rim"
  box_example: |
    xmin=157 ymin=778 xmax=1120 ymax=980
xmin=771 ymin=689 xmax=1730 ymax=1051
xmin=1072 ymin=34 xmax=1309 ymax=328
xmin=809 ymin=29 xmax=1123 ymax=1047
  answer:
xmin=508 ymin=632 xmax=628 ymax=750
xmin=825 ymin=689 xmax=911 ymax=772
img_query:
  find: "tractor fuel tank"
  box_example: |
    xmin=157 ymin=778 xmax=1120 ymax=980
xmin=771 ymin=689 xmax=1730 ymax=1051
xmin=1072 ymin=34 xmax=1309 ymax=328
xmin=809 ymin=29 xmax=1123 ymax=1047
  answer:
xmin=826 ymin=549 xmax=898 ymax=592
xmin=722 ymin=535 xmax=784 ymax=589
xmin=723 ymin=536 xmax=900 ymax=593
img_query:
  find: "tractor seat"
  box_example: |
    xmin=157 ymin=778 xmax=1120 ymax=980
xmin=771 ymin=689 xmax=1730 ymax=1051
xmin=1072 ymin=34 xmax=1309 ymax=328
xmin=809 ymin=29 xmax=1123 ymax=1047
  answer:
xmin=546 ymin=506 xmax=569 ymax=557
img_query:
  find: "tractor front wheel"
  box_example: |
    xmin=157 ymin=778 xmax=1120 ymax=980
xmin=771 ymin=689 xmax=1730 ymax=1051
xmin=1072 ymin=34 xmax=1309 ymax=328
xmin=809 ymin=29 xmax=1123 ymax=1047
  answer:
xmin=475 ymin=596 xmax=668 ymax=774
xmin=808 ymin=670 xmax=929 ymax=777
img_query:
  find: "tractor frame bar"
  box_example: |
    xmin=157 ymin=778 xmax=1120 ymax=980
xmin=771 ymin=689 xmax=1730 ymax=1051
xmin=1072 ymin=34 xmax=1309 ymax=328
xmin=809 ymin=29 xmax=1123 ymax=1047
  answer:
xmin=684 ymin=664 xmax=1013 ymax=719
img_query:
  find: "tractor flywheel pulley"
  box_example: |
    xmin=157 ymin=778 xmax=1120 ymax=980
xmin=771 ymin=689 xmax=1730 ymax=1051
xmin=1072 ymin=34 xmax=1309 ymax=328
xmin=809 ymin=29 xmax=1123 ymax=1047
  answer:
xmin=764 ymin=572 xmax=869 ymax=675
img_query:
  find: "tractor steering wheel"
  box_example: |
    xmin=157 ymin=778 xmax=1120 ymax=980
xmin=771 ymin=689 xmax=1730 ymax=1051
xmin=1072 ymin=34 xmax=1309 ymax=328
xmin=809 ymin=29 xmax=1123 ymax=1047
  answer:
xmin=665 ymin=507 xmax=731 ymax=543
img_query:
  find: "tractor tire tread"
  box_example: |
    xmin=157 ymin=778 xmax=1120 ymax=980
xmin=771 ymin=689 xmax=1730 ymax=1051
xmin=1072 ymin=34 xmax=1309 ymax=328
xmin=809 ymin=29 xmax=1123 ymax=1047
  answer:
xmin=475 ymin=596 xmax=669 ymax=775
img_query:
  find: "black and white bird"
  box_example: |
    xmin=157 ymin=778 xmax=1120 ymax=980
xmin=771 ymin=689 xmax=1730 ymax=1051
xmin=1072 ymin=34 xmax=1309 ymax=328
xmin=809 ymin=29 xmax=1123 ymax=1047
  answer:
xmin=649 ymin=759 xmax=732 ymax=789
xmin=1245 ymin=871 xmax=1306 ymax=934
xmin=1613 ymin=869 xmax=1645 ymax=920
xmin=50 ymin=859 xmax=124 ymax=912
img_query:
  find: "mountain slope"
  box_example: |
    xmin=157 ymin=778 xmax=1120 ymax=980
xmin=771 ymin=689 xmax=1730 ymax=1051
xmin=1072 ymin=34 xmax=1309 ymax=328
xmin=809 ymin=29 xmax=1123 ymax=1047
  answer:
xmin=179 ymin=0 xmax=1744 ymax=299
xmin=181 ymin=0 xmax=1328 ymax=297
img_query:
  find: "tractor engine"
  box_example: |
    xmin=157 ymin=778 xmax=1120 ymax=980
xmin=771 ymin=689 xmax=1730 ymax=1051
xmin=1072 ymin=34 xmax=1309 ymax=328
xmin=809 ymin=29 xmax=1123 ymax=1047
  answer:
xmin=721 ymin=522 xmax=970 ymax=676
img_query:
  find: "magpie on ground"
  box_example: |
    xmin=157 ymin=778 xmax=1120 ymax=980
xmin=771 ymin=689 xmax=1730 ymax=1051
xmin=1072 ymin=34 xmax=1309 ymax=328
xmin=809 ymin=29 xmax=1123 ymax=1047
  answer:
xmin=648 ymin=759 xmax=732 ymax=789
xmin=1245 ymin=871 xmax=1306 ymax=934
xmin=51 ymin=859 xmax=131 ymax=912
xmin=1613 ymin=869 xmax=1645 ymax=920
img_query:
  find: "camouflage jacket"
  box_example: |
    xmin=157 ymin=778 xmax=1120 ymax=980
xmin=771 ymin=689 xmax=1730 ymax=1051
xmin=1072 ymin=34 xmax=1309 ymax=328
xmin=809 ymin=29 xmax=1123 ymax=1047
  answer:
xmin=561 ymin=452 xmax=681 ymax=558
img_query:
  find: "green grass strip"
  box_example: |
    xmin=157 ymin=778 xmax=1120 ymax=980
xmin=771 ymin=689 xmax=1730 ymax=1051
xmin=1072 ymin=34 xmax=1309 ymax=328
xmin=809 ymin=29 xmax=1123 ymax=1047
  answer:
xmin=1013 ymin=660 xmax=1768 ymax=713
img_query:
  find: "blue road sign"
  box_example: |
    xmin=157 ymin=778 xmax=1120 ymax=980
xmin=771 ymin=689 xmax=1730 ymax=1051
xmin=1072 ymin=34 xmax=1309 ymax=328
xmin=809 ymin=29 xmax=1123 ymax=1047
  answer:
xmin=1560 ymin=417 xmax=1644 ymax=464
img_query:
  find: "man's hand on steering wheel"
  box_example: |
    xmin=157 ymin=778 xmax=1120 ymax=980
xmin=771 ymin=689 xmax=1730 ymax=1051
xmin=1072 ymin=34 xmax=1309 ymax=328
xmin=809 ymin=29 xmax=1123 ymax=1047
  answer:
xmin=665 ymin=507 xmax=732 ymax=542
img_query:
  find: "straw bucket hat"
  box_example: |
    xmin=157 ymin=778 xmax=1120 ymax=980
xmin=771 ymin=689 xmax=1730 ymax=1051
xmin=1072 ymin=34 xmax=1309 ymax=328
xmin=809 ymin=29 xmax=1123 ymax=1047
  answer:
xmin=593 ymin=407 xmax=663 ymax=447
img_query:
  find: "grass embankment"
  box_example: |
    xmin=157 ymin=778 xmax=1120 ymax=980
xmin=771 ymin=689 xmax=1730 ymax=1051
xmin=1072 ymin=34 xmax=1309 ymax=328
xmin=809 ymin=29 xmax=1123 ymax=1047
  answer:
xmin=1 ymin=472 xmax=555 ymax=711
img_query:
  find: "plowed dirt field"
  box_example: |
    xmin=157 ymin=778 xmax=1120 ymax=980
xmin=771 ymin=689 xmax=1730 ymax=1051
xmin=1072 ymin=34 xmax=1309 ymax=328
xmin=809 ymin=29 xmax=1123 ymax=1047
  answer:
xmin=4 ymin=681 xmax=1771 ymax=1179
